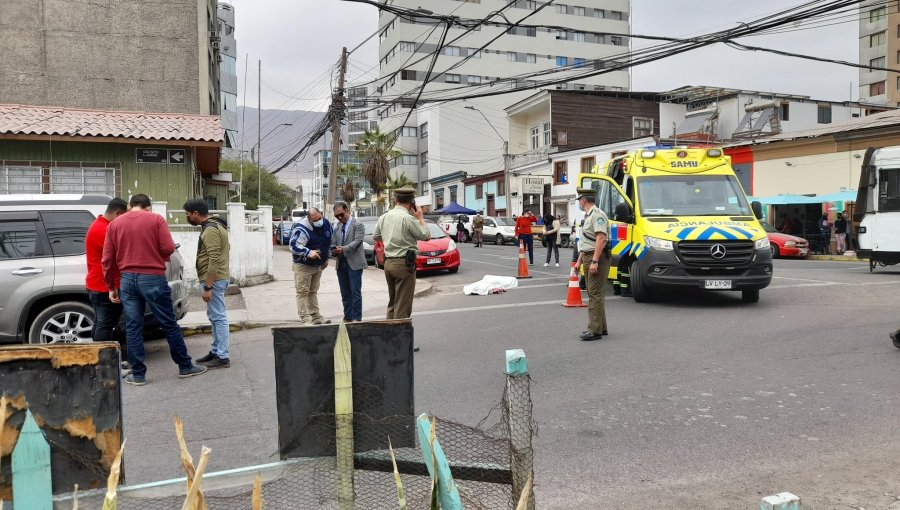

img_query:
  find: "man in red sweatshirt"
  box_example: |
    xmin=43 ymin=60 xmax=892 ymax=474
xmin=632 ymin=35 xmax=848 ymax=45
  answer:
xmin=102 ymin=194 xmax=206 ymax=385
xmin=514 ymin=210 xmax=537 ymax=265
xmin=85 ymin=198 xmax=127 ymax=343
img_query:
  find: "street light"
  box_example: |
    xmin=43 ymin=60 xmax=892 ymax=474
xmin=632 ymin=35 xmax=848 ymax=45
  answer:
xmin=465 ymin=105 xmax=509 ymax=215
xmin=254 ymin=122 xmax=292 ymax=205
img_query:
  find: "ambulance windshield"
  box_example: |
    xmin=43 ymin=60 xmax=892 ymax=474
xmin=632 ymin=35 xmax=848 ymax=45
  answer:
xmin=637 ymin=175 xmax=751 ymax=217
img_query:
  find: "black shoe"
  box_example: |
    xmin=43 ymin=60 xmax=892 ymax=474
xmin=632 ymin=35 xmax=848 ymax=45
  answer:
xmin=204 ymin=357 xmax=231 ymax=369
xmin=891 ymin=330 xmax=900 ymax=350
xmin=196 ymin=351 xmax=216 ymax=364
xmin=601 ymin=330 xmax=608 ymax=336
xmin=179 ymin=365 xmax=208 ymax=378
xmin=579 ymin=330 xmax=603 ymax=341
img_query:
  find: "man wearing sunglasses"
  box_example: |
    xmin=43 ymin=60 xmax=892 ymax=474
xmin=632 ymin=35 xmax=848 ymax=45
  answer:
xmin=331 ymin=203 xmax=366 ymax=322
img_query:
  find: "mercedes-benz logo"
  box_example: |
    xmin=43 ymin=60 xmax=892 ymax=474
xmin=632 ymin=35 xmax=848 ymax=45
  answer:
xmin=710 ymin=244 xmax=727 ymax=259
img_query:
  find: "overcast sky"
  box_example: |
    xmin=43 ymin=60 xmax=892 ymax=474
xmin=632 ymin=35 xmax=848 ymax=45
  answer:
xmin=227 ymin=0 xmax=860 ymax=110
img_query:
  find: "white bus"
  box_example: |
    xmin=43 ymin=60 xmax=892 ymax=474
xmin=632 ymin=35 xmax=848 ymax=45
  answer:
xmin=856 ymin=146 xmax=900 ymax=272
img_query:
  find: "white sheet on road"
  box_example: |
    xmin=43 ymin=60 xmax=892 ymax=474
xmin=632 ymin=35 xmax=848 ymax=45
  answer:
xmin=463 ymin=275 xmax=519 ymax=295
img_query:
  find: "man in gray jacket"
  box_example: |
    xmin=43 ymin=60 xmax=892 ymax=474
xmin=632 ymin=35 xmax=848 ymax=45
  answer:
xmin=331 ymin=202 xmax=366 ymax=321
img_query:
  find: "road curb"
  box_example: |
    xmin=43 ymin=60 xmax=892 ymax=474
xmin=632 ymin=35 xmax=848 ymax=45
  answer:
xmin=181 ymin=320 xmax=291 ymax=337
xmin=414 ymin=280 xmax=434 ymax=298
xmin=805 ymin=255 xmax=866 ymax=262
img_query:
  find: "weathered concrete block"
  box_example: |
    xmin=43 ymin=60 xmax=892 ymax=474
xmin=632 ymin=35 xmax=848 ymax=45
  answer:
xmin=761 ymin=492 xmax=801 ymax=510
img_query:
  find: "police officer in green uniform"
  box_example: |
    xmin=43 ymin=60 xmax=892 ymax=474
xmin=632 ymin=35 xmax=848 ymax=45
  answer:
xmin=575 ymin=188 xmax=611 ymax=341
xmin=373 ymin=185 xmax=430 ymax=319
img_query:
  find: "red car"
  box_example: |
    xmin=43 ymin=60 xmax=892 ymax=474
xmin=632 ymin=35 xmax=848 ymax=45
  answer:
xmin=762 ymin=222 xmax=809 ymax=258
xmin=375 ymin=221 xmax=461 ymax=273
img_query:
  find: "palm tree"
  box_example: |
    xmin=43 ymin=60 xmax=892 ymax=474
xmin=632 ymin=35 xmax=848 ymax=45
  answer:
xmin=384 ymin=172 xmax=415 ymax=190
xmin=355 ymin=128 xmax=400 ymax=212
xmin=338 ymin=163 xmax=361 ymax=206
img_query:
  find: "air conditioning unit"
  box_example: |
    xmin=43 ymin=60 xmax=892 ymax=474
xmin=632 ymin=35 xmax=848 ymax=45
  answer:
xmin=228 ymin=182 xmax=241 ymax=191
xmin=213 ymin=173 xmax=233 ymax=182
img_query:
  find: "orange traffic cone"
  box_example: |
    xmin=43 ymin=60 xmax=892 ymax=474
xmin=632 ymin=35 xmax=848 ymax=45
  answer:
xmin=516 ymin=239 xmax=532 ymax=279
xmin=562 ymin=261 xmax=586 ymax=308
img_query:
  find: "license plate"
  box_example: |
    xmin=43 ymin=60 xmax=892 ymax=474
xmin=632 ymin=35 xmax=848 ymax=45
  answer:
xmin=427 ymin=258 xmax=441 ymax=265
xmin=704 ymin=280 xmax=732 ymax=289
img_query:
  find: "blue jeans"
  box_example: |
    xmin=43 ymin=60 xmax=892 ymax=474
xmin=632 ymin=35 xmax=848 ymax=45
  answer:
xmin=206 ymin=279 xmax=230 ymax=359
xmin=120 ymin=273 xmax=192 ymax=378
xmin=336 ymin=261 xmax=363 ymax=321
xmin=88 ymin=290 xmax=122 ymax=343
xmin=518 ymin=234 xmax=534 ymax=264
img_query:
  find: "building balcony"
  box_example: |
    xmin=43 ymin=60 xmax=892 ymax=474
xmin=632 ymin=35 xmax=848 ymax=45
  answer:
xmin=508 ymin=147 xmax=549 ymax=171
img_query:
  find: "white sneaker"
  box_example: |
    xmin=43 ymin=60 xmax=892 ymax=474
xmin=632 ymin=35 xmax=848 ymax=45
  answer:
xmin=542 ymin=263 xmax=549 ymax=267
xmin=555 ymin=263 xmax=559 ymax=267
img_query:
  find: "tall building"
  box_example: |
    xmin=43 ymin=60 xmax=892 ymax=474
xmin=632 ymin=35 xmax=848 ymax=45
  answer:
xmin=347 ymin=82 xmax=381 ymax=150
xmin=859 ymin=2 xmax=899 ymax=105
xmin=0 ymin=0 xmax=222 ymax=115
xmin=375 ymin=0 xmax=632 ymax=198
xmin=218 ymin=2 xmax=239 ymax=149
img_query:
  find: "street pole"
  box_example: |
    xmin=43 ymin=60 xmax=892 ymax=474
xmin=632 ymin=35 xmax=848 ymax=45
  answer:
xmin=326 ymin=47 xmax=348 ymax=217
xmin=257 ymin=59 xmax=262 ymax=207
xmin=503 ymin=140 xmax=510 ymax=216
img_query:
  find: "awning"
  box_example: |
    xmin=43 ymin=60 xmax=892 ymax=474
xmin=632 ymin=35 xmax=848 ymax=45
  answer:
xmin=749 ymin=190 xmax=856 ymax=205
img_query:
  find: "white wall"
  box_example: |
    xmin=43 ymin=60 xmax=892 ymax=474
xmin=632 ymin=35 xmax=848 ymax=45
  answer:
xmin=753 ymin=150 xmax=866 ymax=197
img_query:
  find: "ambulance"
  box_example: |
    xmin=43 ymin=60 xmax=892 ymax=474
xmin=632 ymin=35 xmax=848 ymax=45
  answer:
xmin=578 ymin=146 xmax=772 ymax=303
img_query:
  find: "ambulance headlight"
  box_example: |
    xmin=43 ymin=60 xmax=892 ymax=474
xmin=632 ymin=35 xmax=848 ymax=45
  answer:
xmin=755 ymin=237 xmax=770 ymax=250
xmin=644 ymin=236 xmax=673 ymax=251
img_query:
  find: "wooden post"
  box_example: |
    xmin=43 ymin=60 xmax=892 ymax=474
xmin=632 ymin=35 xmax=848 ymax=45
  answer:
xmin=12 ymin=409 xmax=52 ymax=510
xmin=505 ymin=349 xmax=534 ymax=510
xmin=415 ymin=414 xmax=463 ymax=510
xmin=334 ymin=321 xmax=355 ymax=510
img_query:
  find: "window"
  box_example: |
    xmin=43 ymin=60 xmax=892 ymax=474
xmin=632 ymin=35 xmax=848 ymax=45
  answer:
xmin=879 ymin=168 xmax=900 ymax=211
xmin=871 ymin=80 xmax=886 ymax=96
xmin=399 ymin=41 xmax=417 ymax=52
xmin=556 ymin=56 xmax=568 ymax=66
xmin=220 ymin=91 xmax=237 ymax=111
xmin=476 ymin=183 xmax=484 ymax=199
xmin=50 ymin=167 xmax=115 ymax=194
xmin=403 ymin=155 xmax=418 ymax=165
xmin=593 ymin=8 xmax=605 ymax=18
xmin=421 ymin=151 xmax=428 ymax=167
xmin=467 ymin=48 xmax=481 ymax=58
xmin=779 ymin=103 xmax=790 ymax=121
xmin=0 ymin=221 xmax=41 ymax=259
xmin=610 ymin=35 xmax=624 ymax=46
xmin=434 ymin=189 xmax=445 ymax=210
xmin=443 ymin=46 xmax=462 ymax=56
xmin=507 ymin=51 xmax=516 ymax=62
xmin=609 ymin=10 xmax=625 ymax=21
xmin=870 ymin=56 xmax=886 ymax=68
xmin=574 ymin=32 xmax=585 ymax=42
xmin=420 ymin=122 xmax=428 ymax=138
xmin=42 ymin=211 xmax=93 ymax=256
xmin=467 ymin=75 xmax=482 ymax=85
xmin=220 ymin=54 xmax=236 ymax=76
xmin=401 ymin=69 xmax=418 ymax=80
xmin=817 ymin=105 xmax=832 ymax=124
xmin=555 ymin=30 xmax=567 ymax=40
xmin=896 ymin=50 xmax=900 ymax=64
xmin=870 ymin=31 xmax=886 ymax=47
xmin=542 ymin=122 xmax=551 ymax=146
xmin=400 ymin=126 xmax=417 ymax=137
xmin=530 ymin=126 xmax=540 ymax=149
xmin=555 ymin=4 xmax=567 ymax=14
xmin=449 ymin=186 xmax=457 ymax=203
xmin=445 ymin=73 xmax=461 ymax=83
xmin=498 ymin=178 xmax=505 ymax=196
xmin=573 ymin=58 xmax=585 ymax=68
xmin=507 ymin=26 xmax=536 ymax=37
xmin=554 ymin=161 xmax=568 ymax=184
xmin=581 ymin=156 xmax=595 ymax=173
xmin=633 ymin=117 xmax=653 ymax=137
xmin=897 ymin=76 xmax=900 ymax=90
xmin=871 ymin=6 xmax=887 ymax=22
xmin=574 ymin=6 xmax=585 ymax=16
xmin=526 ymin=53 xmax=536 ymax=63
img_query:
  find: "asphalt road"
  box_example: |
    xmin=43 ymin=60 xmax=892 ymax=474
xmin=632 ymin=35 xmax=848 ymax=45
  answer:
xmin=122 ymin=243 xmax=900 ymax=509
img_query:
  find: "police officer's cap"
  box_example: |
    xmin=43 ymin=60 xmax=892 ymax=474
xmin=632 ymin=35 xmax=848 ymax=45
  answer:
xmin=394 ymin=185 xmax=416 ymax=197
xmin=576 ymin=187 xmax=597 ymax=200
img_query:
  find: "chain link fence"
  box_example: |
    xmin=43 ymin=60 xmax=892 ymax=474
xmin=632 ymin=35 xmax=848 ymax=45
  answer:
xmin=54 ymin=373 xmax=535 ymax=510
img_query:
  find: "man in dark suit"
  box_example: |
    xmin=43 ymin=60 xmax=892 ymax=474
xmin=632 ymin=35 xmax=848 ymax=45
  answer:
xmin=331 ymin=202 xmax=366 ymax=321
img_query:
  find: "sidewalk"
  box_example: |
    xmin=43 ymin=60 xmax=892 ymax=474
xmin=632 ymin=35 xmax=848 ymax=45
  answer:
xmin=180 ymin=248 xmax=432 ymax=332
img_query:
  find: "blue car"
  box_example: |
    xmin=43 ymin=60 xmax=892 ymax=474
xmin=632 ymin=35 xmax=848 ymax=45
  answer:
xmin=273 ymin=220 xmax=293 ymax=245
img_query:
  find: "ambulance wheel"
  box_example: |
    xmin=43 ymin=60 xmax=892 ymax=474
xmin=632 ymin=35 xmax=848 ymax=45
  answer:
xmin=630 ymin=261 xmax=651 ymax=303
xmin=741 ymin=288 xmax=760 ymax=303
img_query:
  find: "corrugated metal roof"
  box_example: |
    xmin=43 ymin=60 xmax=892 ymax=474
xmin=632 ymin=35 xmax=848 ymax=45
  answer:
xmin=0 ymin=104 xmax=223 ymax=143
xmin=729 ymin=108 xmax=900 ymax=146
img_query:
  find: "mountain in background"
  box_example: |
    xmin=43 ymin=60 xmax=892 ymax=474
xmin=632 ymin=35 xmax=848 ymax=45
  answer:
xmin=228 ymin=107 xmax=327 ymax=185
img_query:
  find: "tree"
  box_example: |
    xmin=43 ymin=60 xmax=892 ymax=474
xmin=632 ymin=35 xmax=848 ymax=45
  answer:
xmin=338 ymin=163 xmax=361 ymax=205
xmin=384 ymin=172 xmax=415 ymax=191
xmin=219 ymin=158 xmax=295 ymax=213
xmin=355 ymin=127 xmax=400 ymax=201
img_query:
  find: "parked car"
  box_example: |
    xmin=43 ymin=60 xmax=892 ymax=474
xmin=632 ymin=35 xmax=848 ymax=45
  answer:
xmin=439 ymin=215 xmax=472 ymax=242
xmin=357 ymin=216 xmax=378 ymax=265
xmin=375 ymin=221 xmax=460 ymax=273
xmin=0 ymin=194 xmax=189 ymax=344
xmin=482 ymin=216 xmax=518 ymax=245
xmin=273 ymin=220 xmax=293 ymax=245
xmin=762 ymin=222 xmax=809 ymax=258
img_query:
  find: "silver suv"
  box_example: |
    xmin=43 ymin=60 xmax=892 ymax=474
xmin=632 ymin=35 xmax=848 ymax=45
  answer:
xmin=0 ymin=194 xmax=188 ymax=344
